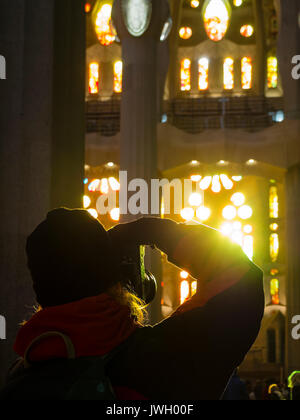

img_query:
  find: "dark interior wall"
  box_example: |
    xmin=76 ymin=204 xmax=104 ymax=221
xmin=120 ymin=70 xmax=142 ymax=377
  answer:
xmin=0 ymin=0 xmax=86 ymax=386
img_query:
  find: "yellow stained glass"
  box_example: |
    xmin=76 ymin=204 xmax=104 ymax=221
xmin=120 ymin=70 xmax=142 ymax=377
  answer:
xmin=114 ymin=61 xmax=123 ymax=93
xmin=203 ymin=0 xmax=231 ymax=42
xmin=267 ymin=57 xmax=278 ymax=89
xmin=181 ymin=59 xmax=192 ymax=91
xmin=198 ymin=58 xmax=209 ymax=91
xmin=180 ymin=281 xmax=190 ymax=304
xmin=224 ymin=58 xmax=234 ymax=90
xmin=191 ymin=281 xmax=197 ymax=296
xmin=240 ymin=25 xmax=254 ymax=38
xmin=179 ymin=27 xmax=193 ymax=40
xmin=89 ymin=63 xmax=100 ymax=94
xmin=94 ymin=3 xmax=116 ymax=46
xmin=270 ymin=233 xmax=279 ymax=262
xmin=269 ymin=186 xmax=279 ymax=219
xmin=241 ymin=57 xmax=252 ymax=90
xmin=270 ymin=278 xmax=279 ymax=305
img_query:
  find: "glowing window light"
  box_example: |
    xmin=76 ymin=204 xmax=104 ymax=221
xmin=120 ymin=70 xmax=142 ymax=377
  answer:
xmin=238 ymin=205 xmax=253 ymax=220
xmin=232 ymin=231 xmax=243 ymax=246
xmin=233 ymin=0 xmax=243 ymax=6
xmin=244 ymin=224 xmax=253 ymax=234
xmin=109 ymin=177 xmax=120 ymax=191
xmin=267 ymin=57 xmax=278 ymax=89
xmin=180 ymin=59 xmax=192 ymax=92
xmin=240 ymin=25 xmax=254 ymax=38
xmin=180 ymin=281 xmax=190 ymax=304
xmin=191 ymin=0 xmax=200 ymax=8
xmin=100 ymin=178 xmax=109 ymax=194
xmin=95 ymin=3 xmax=116 ymax=46
xmin=221 ymin=222 xmax=233 ymax=236
xmin=200 ymin=176 xmax=212 ymax=190
xmin=241 ymin=57 xmax=253 ymax=90
xmin=198 ymin=58 xmax=209 ymax=91
xmin=270 ymin=278 xmax=280 ymax=305
xmin=179 ymin=27 xmax=193 ymax=40
xmin=114 ymin=61 xmax=123 ymax=93
xmin=191 ymin=281 xmax=198 ymax=296
xmin=270 ymin=223 xmax=279 ymax=232
xmin=83 ymin=195 xmax=91 ymax=209
xmin=270 ymin=233 xmax=279 ymax=262
xmin=181 ymin=207 xmax=195 ymax=221
xmin=232 ymin=176 xmax=242 ymax=182
xmin=180 ymin=271 xmax=189 ymax=280
xmin=89 ymin=63 xmax=100 ymax=94
xmin=270 ymin=268 xmax=279 ymax=276
xmin=243 ymin=235 xmax=254 ymax=260
xmin=191 ymin=175 xmax=202 ymax=182
xmin=88 ymin=208 xmax=98 ymax=219
xmin=212 ymin=175 xmax=222 ymax=193
xmin=231 ymin=193 xmax=245 ymax=207
xmin=223 ymin=205 xmax=237 ymax=221
xmin=88 ymin=179 xmax=101 ymax=192
xmin=110 ymin=208 xmax=120 ymax=222
xmin=196 ymin=206 xmax=211 ymax=222
xmin=220 ymin=174 xmax=234 ymax=190
xmin=189 ymin=193 xmax=202 ymax=207
xmin=203 ymin=0 xmax=231 ymax=42
xmin=269 ymin=186 xmax=279 ymax=219
xmin=233 ymin=221 xmax=242 ymax=231
xmin=85 ymin=2 xmax=92 ymax=13
xmin=107 ymin=162 xmax=115 ymax=167
xmin=224 ymin=58 xmax=234 ymax=90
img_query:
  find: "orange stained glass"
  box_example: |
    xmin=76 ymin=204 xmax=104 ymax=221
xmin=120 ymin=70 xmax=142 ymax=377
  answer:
xmin=203 ymin=0 xmax=231 ymax=42
xmin=114 ymin=61 xmax=123 ymax=93
xmin=89 ymin=63 xmax=100 ymax=94
xmin=198 ymin=58 xmax=209 ymax=90
xmin=267 ymin=57 xmax=278 ymax=89
xmin=179 ymin=27 xmax=193 ymax=40
xmin=270 ymin=233 xmax=279 ymax=262
xmin=95 ymin=3 xmax=116 ymax=46
xmin=269 ymin=186 xmax=279 ymax=219
xmin=241 ymin=57 xmax=252 ymax=90
xmin=270 ymin=278 xmax=279 ymax=305
xmin=180 ymin=280 xmax=190 ymax=304
xmin=240 ymin=25 xmax=254 ymax=38
xmin=181 ymin=59 xmax=192 ymax=92
xmin=191 ymin=281 xmax=198 ymax=296
xmin=224 ymin=57 xmax=234 ymax=90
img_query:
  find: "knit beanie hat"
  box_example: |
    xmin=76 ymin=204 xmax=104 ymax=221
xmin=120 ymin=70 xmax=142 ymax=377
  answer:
xmin=26 ymin=208 xmax=115 ymax=307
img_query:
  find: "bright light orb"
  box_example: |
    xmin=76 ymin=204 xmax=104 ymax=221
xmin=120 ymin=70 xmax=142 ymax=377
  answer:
xmin=233 ymin=0 xmax=243 ymax=6
xmin=233 ymin=221 xmax=242 ymax=231
xmin=110 ymin=208 xmax=120 ymax=222
xmin=220 ymin=174 xmax=234 ymax=190
xmin=180 ymin=281 xmax=190 ymax=304
xmin=220 ymin=222 xmax=233 ymax=236
xmin=191 ymin=0 xmax=200 ymax=8
xmin=180 ymin=271 xmax=189 ymax=279
xmin=109 ymin=177 xmax=120 ymax=191
xmin=232 ymin=176 xmax=243 ymax=182
xmin=238 ymin=205 xmax=253 ymax=220
xmin=95 ymin=3 xmax=116 ymax=46
xmin=181 ymin=207 xmax=195 ymax=221
xmin=88 ymin=208 xmax=98 ymax=219
xmin=222 ymin=205 xmax=237 ymax=221
xmin=191 ymin=175 xmax=202 ymax=182
xmin=231 ymin=192 xmax=246 ymax=207
xmin=240 ymin=25 xmax=254 ymax=38
xmin=196 ymin=206 xmax=211 ymax=221
xmin=88 ymin=179 xmax=101 ymax=192
xmin=212 ymin=175 xmax=222 ymax=193
xmin=100 ymin=178 xmax=109 ymax=194
xmin=83 ymin=195 xmax=91 ymax=209
xmin=244 ymin=224 xmax=253 ymax=234
xmin=200 ymin=176 xmax=212 ymax=191
xmin=189 ymin=193 xmax=203 ymax=207
xmin=179 ymin=27 xmax=193 ymax=40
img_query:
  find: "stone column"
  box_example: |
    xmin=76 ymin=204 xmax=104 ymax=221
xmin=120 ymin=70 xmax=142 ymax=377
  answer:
xmin=277 ymin=0 xmax=300 ymax=118
xmin=253 ymin=0 xmax=267 ymax=96
xmin=285 ymin=164 xmax=300 ymax=376
xmin=0 ymin=0 xmax=85 ymax=386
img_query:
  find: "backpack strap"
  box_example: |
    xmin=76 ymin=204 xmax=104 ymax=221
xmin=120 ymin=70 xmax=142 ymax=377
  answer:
xmin=23 ymin=331 xmax=76 ymax=369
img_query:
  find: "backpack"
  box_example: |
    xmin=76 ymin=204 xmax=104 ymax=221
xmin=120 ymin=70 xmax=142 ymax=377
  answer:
xmin=0 ymin=331 xmax=123 ymax=401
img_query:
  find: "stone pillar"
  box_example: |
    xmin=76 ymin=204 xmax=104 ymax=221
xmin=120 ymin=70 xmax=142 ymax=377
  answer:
xmin=112 ymin=0 xmax=170 ymax=323
xmin=253 ymin=0 xmax=267 ymax=96
xmin=285 ymin=164 xmax=300 ymax=376
xmin=277 ymin=0 xmax=300 ymax=118
xmin=0 ymin=0 xmax=85 ymax=386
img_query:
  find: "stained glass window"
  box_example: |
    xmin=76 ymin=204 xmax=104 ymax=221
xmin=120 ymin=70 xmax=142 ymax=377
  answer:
xmin=270 ymin=278 xmax=280 ymax=305
xmin=94 ymin=2 xmax=116 ymax=46
xmin=89 ymin=63 xmax=100 ymax=94
xmin=198 ymin=58 xmax=209 ymax=91
xmin=224 ymin=58 xmax=234 ymax=90
xmin=180 ymin=280 xmax=190 ymax=304
xmin=267 ymin=57 xmax=278 ymax=89
xmin=270 ymin=233 xmax=279 ymax=262
xmin=114 ymin=61 xmax=123 ymax=93
xmin=203 ymin=0 xmax=231 ymax=42
xmin=269 ymin=186 xmax=279 ymax=218
xmin=181 ymin=59 xmax=192 ymax=92
xmin=191 ymin=281 xmax=197 ymax=296
xmin=240 ymin=25 xmax=254 ymax=38
xmin=241 ymin=57 xmax=252 ymax=90
xmin=179 ymin=27 xmax=193 ymax=40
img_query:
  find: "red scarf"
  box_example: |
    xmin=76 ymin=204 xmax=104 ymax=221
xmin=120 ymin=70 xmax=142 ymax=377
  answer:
xmin=14 ymin=294 xmax=138 ymax=361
